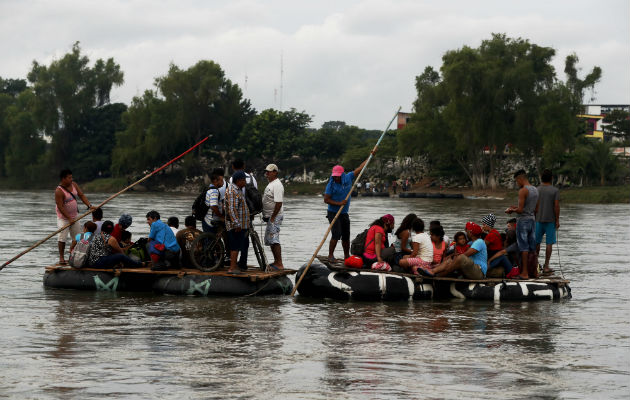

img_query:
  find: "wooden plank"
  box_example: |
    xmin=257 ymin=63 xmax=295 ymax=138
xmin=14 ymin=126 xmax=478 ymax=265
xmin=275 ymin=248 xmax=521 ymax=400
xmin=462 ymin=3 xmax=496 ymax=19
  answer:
xmin=45 ymin=264 xmax=296 ymax=279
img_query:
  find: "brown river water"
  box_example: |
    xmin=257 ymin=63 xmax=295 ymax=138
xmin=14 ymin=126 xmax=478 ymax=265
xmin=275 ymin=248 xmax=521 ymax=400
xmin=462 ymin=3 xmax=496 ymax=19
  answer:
xmin=0 ymin=190 xmax=628 ymax=399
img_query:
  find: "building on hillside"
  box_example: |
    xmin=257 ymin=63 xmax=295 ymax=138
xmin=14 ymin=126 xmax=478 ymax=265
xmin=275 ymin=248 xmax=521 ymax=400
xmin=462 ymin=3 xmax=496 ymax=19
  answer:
xmin=397 ymin=112 xmax=412 ymax=129
xmin=578 ymin=104 xmax=630 ymax=140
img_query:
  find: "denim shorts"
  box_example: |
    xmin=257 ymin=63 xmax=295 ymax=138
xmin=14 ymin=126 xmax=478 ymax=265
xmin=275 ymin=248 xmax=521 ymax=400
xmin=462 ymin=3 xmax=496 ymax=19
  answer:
xmin=264 ymin=215 xmax=283 ymax=245
xmin=535 ymin=222 xmax=556 ymax=245
xmin=516 ymin=218 xmax=536 ymax=252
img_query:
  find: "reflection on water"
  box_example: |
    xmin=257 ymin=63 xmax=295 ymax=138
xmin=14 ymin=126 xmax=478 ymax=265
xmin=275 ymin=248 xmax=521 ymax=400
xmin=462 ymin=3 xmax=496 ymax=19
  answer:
xmin=0 ymin=190 xmax=629 ymax=399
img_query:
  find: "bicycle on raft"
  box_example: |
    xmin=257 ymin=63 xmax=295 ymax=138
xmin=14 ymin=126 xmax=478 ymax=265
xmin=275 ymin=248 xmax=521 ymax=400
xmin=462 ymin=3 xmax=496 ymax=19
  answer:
xmin=189 ymin=220 xmax=268 ymax=272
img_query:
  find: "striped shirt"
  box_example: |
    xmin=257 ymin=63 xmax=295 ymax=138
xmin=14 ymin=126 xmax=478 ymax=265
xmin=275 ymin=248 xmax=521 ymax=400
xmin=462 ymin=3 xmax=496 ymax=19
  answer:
xmin=204 ymin=182 xmax=226 ymax=225
xmin=225 ymin=183 xmax=250 ymax=231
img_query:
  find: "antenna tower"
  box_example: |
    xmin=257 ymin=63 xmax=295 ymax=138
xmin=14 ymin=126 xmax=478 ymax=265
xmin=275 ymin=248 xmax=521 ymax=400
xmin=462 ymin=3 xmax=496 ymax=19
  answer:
xmin=280 ymin=51 xmax=284 ymax=110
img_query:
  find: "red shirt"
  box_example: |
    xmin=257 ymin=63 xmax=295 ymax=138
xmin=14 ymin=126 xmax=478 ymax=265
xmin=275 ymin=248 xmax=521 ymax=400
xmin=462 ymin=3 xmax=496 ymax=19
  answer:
xmin=455 ymin=244 xmax=470 ymax=255
xmin=111 ymin=223 xmax=123 ymax=241
xmin=364 ymin=225 xmax=385 ymax=257
xmin=485 ymin=229 xmax=503 ymax=252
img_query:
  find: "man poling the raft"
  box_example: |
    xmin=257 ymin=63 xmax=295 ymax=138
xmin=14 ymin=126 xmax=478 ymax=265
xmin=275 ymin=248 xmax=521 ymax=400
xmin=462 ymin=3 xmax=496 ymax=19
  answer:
xmin=291 ymin=107 xmax=402 ymax=296
xmin=0 ymin=135 xmax=213 ymax=273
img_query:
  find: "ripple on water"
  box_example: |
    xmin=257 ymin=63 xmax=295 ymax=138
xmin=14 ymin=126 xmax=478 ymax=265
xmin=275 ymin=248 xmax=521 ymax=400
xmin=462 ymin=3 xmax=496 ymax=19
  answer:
xmin=0 ymin=191 xmax=629 ymax=399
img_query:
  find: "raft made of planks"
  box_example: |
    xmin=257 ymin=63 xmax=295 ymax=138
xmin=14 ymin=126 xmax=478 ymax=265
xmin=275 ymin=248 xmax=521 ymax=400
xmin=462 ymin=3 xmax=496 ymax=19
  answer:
xmin=45 ymin=264 xmax=296 ymax=282
xmin=44 ymin=264 xmax=296 ymax=296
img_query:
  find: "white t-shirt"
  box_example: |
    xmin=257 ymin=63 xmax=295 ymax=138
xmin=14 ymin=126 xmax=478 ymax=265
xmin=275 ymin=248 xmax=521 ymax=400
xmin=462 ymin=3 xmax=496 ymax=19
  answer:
xmin=411 ymin=231 xmax=433 ymax=262
xmin=94 ymin=220 xmax=104 ymax=235
xmin=262 ymin=178 xmax=284 ymax=218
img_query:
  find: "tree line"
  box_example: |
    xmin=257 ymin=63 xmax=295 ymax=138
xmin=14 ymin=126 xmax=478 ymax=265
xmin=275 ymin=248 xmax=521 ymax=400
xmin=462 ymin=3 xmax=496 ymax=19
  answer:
xmin=1 ymin=36 xmax=628 ymax=190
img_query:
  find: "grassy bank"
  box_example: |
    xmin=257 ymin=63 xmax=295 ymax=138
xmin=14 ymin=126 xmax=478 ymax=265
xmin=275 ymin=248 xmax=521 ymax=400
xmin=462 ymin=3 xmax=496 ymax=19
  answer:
xmin=559 ymin=185 xmax=629 ymax=204
xmin=82 ymin=177 xmax=128 ymax=192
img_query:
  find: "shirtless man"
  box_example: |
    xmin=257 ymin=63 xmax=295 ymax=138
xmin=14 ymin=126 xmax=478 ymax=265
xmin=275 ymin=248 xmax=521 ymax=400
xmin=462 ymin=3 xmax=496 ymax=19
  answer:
xmin=55 ymin=169 xmax=94 ymax=264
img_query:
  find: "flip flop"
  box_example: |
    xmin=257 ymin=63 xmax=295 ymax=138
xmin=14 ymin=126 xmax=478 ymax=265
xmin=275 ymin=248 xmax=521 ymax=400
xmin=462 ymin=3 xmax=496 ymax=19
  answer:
xmin=58 ymin=260 xmax=68 ymax=265
xmin=512 ymin=275 xmax=527 ymax=280
xmin=227 ymin=270 xmax=243 ymax=275
xmin=542 ymin=268 xmax=555 ymax=275
xmin=413 ymin=266 xmax=434 ymax=277
xmin=267 ymin=264 xmax=281 ymax=271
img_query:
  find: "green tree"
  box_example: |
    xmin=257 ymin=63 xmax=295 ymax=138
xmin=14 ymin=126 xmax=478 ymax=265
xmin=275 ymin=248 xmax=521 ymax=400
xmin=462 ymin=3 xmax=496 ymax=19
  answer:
xmin=3 ymin=90 xmax=47 ymax=184
xmin=27 ymin=42 xmax=124 ymax=171
xmin=112 ymin=61 xmax=253 ymax=176
xmin=404 ymin=34 xmax=599 ymax=189
xmin=240 ymin=108 xmax=311 ymax=163
xmin=0 ymin=77 xmax=29 ymax=178
xmin=603 ymin=109 xmax=630 ymax=142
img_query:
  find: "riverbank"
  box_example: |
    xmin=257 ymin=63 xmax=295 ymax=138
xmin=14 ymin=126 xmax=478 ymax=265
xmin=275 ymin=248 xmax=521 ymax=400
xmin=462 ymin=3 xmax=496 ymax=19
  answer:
xmin=78 ymin=177 xmax=628 ymax=204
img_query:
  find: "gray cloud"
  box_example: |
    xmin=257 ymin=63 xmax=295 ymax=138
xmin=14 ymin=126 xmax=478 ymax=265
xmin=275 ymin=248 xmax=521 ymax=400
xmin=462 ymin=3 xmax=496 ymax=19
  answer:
xmin=1 ymin=0 xmax=628 ymax=129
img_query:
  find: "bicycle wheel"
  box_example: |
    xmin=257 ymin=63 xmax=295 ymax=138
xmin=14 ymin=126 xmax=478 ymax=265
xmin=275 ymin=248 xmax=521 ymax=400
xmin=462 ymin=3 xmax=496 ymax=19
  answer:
xmin=249 ymin=229 xmax=268 ymax=271
xmin=190 ymin=232 xmax=225 ymax=272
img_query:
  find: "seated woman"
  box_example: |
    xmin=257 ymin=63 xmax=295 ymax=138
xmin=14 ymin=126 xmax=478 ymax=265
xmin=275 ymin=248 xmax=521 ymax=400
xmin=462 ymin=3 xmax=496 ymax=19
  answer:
xmin=87 ymin=220 xmax=145 ymax=269
xmin=398 ymin=218 xmax=433 ymax=275
xmin=430 ymin=225 xmax=447 ymax=265
xmin=392 ymin=213 xmax=417 ymax=265
xmin=363 ymin=214 xmax=396 ymax=267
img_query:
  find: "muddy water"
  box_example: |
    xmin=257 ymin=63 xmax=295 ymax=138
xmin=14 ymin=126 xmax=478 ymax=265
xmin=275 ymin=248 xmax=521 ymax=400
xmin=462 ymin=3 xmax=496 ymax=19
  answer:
xmin=0 ymin=190 xmax=628 ymax=399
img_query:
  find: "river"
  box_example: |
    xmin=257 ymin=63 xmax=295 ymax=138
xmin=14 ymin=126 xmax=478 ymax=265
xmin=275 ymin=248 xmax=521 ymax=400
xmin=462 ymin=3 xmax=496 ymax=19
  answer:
xmin=0 ymin=190 xmax=628 ymax=399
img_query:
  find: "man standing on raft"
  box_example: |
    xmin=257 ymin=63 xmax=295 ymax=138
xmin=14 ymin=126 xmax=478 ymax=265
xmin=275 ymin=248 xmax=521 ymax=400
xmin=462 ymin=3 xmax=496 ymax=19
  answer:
xmin=506 ymin=169 xmax=539 ymax=279
xmin=324 ymin=153 xmax=374 ymax=262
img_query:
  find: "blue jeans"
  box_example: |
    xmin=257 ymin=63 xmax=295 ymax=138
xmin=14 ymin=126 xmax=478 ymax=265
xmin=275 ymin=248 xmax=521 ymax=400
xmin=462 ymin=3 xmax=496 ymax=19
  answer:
xmin=490 ymin=255 xmax=513 ymax=274
xmin=93 ymin=253 xmax=142 ymax=269
xmin=516 ymin=218 xmax=536 ymax=252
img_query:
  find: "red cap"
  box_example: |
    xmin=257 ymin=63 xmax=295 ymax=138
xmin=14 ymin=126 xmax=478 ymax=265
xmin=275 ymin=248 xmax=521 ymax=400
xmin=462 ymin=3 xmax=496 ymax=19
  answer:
xmin=332 ymin=165 xmax=344 ymax=177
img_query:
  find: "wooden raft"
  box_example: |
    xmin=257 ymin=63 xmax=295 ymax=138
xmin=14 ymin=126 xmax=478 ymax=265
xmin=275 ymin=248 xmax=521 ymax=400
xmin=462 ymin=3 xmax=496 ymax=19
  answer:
xmin=315 ymin=255 xmax=570 ymax=286
xmin=46 ymin=264 xmax=296 ymax=283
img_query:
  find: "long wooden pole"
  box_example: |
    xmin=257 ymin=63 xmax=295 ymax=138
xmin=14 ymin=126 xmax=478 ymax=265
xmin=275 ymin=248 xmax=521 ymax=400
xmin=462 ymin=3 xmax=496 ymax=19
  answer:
xmin=290 ymin=107 xmax=401 ymax=296
xmin=1 ymin=135 xmax=211 ymax=271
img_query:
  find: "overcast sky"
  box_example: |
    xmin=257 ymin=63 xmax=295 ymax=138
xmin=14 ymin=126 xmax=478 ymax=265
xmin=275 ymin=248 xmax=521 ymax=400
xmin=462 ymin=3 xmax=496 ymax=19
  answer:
xmin=1 ymin=0 xmax=628 ymax=129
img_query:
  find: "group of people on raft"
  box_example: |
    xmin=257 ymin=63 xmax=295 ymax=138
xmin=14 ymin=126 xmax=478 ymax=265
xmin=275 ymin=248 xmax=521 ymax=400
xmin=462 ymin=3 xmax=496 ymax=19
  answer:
xmin=352 ymin=213 xmax=519 ymax=279
xmin=56 ymin=147 xmax=559 ymax=281
xmin=325 ymin=163 xmax=560 ymax=281
xmin=55 ymin=159 xmax=286 ymax=274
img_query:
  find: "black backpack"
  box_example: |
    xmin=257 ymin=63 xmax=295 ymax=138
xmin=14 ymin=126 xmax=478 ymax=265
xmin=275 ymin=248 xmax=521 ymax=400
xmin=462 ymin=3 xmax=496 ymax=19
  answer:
xmin=350 ymin=228 xmax=373 ymax=256
xmin=192 ymin=187 xmax=211 ymax=221
xmin=244 ymin=177 xmax=263 ymax=215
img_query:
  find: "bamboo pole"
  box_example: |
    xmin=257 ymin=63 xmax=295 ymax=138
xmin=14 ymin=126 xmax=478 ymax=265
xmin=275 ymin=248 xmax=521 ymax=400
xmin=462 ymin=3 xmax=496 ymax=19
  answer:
xmin=1 ymin=135 xmax=211 ymax=272
xmin=290 ymin=107 xmax=401 ymax=296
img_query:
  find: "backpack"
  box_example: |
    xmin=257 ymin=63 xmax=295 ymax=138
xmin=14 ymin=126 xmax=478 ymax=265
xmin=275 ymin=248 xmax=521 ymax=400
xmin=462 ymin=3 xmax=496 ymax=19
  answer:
xmin=244 ymin=177 xmax=263 ymax=215
xmin=350 ymin=228 xmax=373 ymax=256
xmin=192 ymin=187 xmax=211 ymax=221
xmin=69 ymin=232 xmax=93 ymax=268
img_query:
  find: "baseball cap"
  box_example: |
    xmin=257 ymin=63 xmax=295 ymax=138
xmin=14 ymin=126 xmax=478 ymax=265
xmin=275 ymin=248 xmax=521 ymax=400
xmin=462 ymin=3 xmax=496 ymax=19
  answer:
xmin=265 ymin=164 xmax=278 ymax=172
xmin=232 ymin=171 xmax=246 ymax=182
xmin=331 ymin=165 xmax=344 ymax=177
